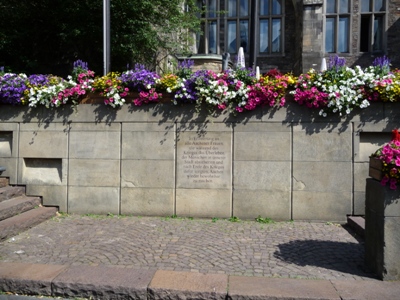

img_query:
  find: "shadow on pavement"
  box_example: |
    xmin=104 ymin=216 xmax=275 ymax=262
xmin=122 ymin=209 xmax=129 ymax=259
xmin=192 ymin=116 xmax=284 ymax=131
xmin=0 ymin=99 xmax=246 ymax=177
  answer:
xmin=273 ymin=238 xmax=378 ymax=279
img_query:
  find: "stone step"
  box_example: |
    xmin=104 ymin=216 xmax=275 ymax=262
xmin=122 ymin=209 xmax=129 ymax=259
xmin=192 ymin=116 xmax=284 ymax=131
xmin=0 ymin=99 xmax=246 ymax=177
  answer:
xmin=0 ymin=186 xmax=26 ymax=203
xmin=0 ymin=196 xmax=42 ymax=221
xmin=0 ymin=206 xmax=58 ymax=241
xmin=347 ymin=216 xmax=365 ymax=238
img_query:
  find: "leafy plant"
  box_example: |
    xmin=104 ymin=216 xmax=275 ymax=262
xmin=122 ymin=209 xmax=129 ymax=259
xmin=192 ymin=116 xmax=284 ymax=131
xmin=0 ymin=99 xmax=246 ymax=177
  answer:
xmin=255 ymin=215 xmax=274 ymax=224
xmin=228 ymin=216 xmax=241 ymax=222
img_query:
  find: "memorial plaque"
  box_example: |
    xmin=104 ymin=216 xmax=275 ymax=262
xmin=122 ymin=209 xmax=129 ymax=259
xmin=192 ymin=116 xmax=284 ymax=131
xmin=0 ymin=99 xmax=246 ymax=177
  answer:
xmin=177 ymin=132 xmax=231 ymax=189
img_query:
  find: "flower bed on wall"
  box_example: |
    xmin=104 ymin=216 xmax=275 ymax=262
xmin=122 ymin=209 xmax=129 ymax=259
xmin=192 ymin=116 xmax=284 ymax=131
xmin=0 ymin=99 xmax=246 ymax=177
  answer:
xmin=1 ymin=56 xmax=399 ymax=117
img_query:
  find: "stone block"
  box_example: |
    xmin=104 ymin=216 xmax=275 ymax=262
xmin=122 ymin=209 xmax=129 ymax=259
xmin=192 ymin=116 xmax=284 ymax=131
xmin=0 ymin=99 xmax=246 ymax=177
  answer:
xmin=176 ymin=189 xmax=231 ymax=218
xmin=19 ymin=124 xmax=68 ymax=158
xmin=68 ymin=186 xmax=119 ymax=214
xmin=0 ymin=157 xmax=17 ymax=184
xmin=121 ymin=160 xmax=174 ymax=188
xmin=19 ymin=158 xmax=67 ymax=186
xmin=331 ymin=280 xmax=400 ymax=300
xmin=293 ymin=191 xmax=351 ymax=222
xmin=122 ymin=127 xmax=175 ymax=160
xmin=52 ymin=265 xmax=156 ymax=300
xmin=228 ymin=276 xmax=340 ymax=300
xmin=234 ymin=128 xmax=291 ymax=161
xmin=69 ymin=131 xmax=120 ymax=159
xmin=176 ymin=131 xmax=231 ymax=189
xmin=353 ymin=191 xmax=366 ymax=216
xmin=354 ymin=162 xmax=369 ymax=192
xmin=121 ymin=188 xmax=174 ymax=216
xmin=293 ymin=161 xmax=351 ymax=192
xmin=0 ymin=262 xmax=66 ymax=296
xmin=366 ymin=179 xmax=400 ymax=217
xmin=148 ymin=270 xmax=227 ymax=300
xmin=233 ymin=190 xmax=291 ymax=220
xmin=26 ymin=185 xmax=68 ymax=212
xmin=69 ymin=159 xmax=120 ymax=187
xmin=234 ymin=161 xmax=291 ymax=191
xmin=293 ymin=126 xmax=352 ymax=162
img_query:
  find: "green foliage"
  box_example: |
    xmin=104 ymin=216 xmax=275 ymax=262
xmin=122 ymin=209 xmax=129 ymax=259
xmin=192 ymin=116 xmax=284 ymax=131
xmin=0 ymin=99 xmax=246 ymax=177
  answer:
xmin=0 ymin=0 xmax=200 ymax=76
xmin=228 ymin=216 xmax=241 ymax=222
xmin=255 ymin=215 xmax=275 ymax=224
xmin=211 ymin=217 xmax=219 ymax=223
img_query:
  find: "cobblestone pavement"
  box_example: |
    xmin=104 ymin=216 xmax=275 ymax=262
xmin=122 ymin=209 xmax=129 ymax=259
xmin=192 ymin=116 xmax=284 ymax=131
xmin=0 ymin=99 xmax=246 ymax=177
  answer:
xmin=0 ymin=215 xmax=377 ymax=281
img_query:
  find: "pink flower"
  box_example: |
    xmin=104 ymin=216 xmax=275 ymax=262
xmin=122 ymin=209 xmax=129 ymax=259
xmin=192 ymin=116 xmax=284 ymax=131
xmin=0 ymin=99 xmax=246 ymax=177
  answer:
xmin=390 ymin=178 xmax=397 ymax=190
xmin=381 ymin=175 xmax=389 ymax=186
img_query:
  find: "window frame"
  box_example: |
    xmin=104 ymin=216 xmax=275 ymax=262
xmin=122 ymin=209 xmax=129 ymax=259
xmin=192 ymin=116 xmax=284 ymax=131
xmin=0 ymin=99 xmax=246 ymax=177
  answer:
xmin=324 ymin=0 xmax=352 ymax=54
xmin=359 ymin=0 xmax=387 ymax=53
xmin=258 ymin=0 xmax=285 ymax=56
xmin=196 ymin=0 xmax=221 ymax=54
xmin=225 ymin=0 xmax=251 ymax=54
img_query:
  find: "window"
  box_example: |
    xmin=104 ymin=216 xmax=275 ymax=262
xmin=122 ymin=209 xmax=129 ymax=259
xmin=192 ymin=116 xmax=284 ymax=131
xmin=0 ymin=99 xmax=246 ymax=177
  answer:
xmin=325 ymin=0 xmax=351 ymax=53
xmin=359 ymin=0 xmax=386 ymax=52
xmin=196 ymin=0 xmax=220 ymax=54
xmin=259 ymin=0 xmax=283 ymax=54
xmin=226 ymin=0 xmax=250 ymax=53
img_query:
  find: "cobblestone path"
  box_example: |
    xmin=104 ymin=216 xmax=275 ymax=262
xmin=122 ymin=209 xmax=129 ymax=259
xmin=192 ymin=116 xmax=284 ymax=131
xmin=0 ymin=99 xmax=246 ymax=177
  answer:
xmin=0 ymin=215 xmax=376 ymax=281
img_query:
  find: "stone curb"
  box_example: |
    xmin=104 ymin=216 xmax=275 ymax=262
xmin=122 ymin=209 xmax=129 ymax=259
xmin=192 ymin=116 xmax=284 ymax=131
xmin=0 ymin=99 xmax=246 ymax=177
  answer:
xmin=0 ymin=262 xmax=399 ymax=300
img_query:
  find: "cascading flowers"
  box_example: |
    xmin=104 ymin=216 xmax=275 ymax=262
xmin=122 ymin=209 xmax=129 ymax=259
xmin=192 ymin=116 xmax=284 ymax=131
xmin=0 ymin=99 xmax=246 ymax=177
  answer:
xmin=371 ymin=129 xmax=400 ymax=190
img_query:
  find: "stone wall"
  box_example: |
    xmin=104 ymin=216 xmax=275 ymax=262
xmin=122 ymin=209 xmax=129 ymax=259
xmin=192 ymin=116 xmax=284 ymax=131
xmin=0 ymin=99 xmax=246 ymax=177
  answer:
xmin=0 ymin=102 xmax=399 ymax=222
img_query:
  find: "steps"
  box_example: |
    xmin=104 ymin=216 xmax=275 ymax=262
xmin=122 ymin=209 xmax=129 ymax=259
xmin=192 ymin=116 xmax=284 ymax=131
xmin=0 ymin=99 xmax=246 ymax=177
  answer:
xmin=347 ymin=216 xmax=365 ymax=238
xmin=0 ymin=183 xmax=58 ymax=241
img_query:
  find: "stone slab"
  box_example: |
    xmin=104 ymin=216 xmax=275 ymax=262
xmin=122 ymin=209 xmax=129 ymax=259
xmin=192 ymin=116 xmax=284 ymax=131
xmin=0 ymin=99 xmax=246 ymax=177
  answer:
xmin=122 ymin=130 xmax=175 ymax=160
xmin=233 ymin=190 xmax=291 ymax=220
xmin=68 ymin=159 xmax=120 ymax=187
xmin=52 ymin=265 xmax=156 ymax=300
xmin=121 ymin=160 xmax=174 ymax=188
xmin=293 ymin=125 xmax=352 ymax=162
xmin=68 ymin=187 xmax=119 ymax=214
xmin=293 ymin=191 xmax=351 ymax=222
xmin=293 ymin=162 xmax=351 ymax=192
xmin=234 ymin=130 xmax=291 ymax=161
xmin=176 ymin=131 xmax=231 ymax=189
xmin=176 ymin=188 xmax=231 ymax=218
xmin=0 ymin=262 xmax=66 ymax=296
xmin=148 ymin=270 xmax=227 ymax=300
xmin=69 ymin=131 xmax=121 ymax=159
xmin=331 ymin=279 xmax=400 ymax=300
xmin=19 ymin=131 xmax=68 ymax=158
xmin=228 ymin=276 xmax=340 ymax=300
xmin=121 ymin=188 xmax=174 ymax=216
xmin=234 ymin=161 xmax=291 ymax=191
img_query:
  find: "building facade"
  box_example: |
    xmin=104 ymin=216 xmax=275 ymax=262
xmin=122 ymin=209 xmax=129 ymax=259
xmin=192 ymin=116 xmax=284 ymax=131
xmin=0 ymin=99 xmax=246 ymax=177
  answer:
xmin=193 ymin=0 xmax=400 ymax=74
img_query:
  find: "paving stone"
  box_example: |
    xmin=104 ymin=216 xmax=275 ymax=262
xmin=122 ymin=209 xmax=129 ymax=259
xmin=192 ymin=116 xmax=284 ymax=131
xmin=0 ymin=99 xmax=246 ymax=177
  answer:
xmin=0 ymin=262 xmax=66 ymax=296
xmin=148 ymin=270 xmax=227 ymax=300
xmin=52 ymin=265 xmax=156 ymax=300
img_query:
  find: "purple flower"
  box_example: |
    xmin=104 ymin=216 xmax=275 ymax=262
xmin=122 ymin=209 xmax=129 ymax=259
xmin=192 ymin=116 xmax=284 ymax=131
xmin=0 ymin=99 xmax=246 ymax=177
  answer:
xmin=119 ymin=64 xmax=159 ymax=91
xmin=0 ymin=73 xmax=28 ymax=105
xmin=73 ymin=60 xmax=89 ymax=71
xmin=373 ymin=56 xmax=390 ymax=68
xmin=327 ymin=55 xmax=346 ymax=71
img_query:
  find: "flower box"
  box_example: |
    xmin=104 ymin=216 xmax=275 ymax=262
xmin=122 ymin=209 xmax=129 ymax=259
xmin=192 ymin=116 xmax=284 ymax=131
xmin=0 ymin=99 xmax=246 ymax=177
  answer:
xmin=369 ymin=157 xmax=383 ymax=181
xmin=78 ymin=92 xmax=174 ymax=105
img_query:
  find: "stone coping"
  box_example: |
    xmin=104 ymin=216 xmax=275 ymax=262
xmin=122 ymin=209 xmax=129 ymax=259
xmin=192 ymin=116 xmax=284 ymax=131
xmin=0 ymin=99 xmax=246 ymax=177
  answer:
xmin=0 ymin=262 xmax=399 ymax=300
